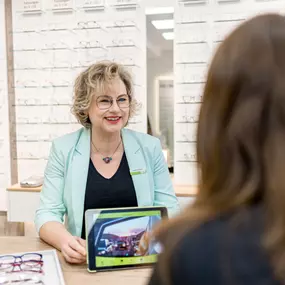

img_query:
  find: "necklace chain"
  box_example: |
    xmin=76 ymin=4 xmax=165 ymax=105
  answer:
xmin=91 ymin=139 xmax=122 ymax=164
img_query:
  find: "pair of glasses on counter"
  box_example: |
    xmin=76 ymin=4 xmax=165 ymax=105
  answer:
xmin=0 ymin=253 xmax=44 ymax=284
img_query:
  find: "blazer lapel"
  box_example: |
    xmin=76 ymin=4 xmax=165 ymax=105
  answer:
xmin=122 ymin=129 xmax=152 ymax=207
xmin=70 ymin=128 xmax=152 ymax=236
xmin=71 ymin=128 xmax=90 ymax=236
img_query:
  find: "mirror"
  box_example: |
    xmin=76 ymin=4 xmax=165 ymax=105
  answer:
xmin=145 ymin=5 xmax=174 ymax=173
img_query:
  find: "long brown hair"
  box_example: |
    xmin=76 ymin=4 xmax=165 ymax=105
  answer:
xmin=155 ymin=13 xmax=285 ymax=283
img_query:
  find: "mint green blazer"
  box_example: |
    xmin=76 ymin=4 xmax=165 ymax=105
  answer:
xmin=34 ymin=127 xmax=180 ymax=237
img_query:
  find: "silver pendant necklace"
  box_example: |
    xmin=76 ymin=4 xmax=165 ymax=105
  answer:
xmin=91 ymin=139 xmax=122 ymax=164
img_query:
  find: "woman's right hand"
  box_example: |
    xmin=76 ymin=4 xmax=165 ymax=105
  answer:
xmin=60 ymin=236 xmax=87 ymax=264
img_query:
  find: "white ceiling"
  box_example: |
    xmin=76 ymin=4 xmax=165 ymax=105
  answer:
xmin=146 ymin=13 xmax=173 ymax=59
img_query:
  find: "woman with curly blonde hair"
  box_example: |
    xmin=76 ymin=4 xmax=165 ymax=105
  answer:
xmin=35 ymin=61 xmax=179 ymax=264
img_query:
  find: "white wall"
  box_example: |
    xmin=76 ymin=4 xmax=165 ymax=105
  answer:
xmin=147 ymin=50 xmax=173 ymax=134
xmin=0 ymin=0 xmax=10 ymax=211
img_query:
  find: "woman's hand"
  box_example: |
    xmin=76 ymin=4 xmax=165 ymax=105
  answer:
xmin=60 ymin=236 xmax=87 ymax=264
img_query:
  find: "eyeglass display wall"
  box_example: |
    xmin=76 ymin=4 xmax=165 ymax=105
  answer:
xmin=11 ymin=0 xmax=146 ymax=181
xmin=173 ymin=0 xmax=285 ymax=186
xmin=0 ymin=0 xmax=11 ymax=210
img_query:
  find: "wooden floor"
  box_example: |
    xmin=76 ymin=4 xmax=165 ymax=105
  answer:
xmin=0 ymin=212 xmax=24 ymax=236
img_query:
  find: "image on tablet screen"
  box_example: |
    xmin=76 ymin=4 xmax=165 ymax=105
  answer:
xmin=92 ymin=210 xmax=162 ymax=267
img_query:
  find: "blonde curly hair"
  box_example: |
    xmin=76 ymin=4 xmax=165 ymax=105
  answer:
xmin=71 ymin=60 xmax=138 ymax=128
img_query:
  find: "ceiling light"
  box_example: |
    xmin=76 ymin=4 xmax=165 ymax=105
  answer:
xmin=145 ymin=7 xmax=174 ymax=15
xmin=162 ymin=32 xmax=174 ymax=40
xmin=151 ymin=19 xmax=174 ymax=30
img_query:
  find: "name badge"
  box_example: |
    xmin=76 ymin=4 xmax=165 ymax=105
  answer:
xmin=130 ymin=169 xmax=146 ymax=176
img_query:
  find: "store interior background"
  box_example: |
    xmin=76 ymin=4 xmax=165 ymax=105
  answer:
xmin=0 ymin=0 xmax=284 ymax=226
xmin=147 ymin=4 xmax=174 ymax=172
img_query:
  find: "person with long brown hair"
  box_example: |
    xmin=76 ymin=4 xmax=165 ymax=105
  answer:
xmin=148 ymin=13 xmax=285 ymax=285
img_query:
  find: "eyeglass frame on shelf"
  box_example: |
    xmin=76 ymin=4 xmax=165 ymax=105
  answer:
xmin=184 ymin=152 xmax=197 ymax=161
xmin=113 ymin=20 xmax=137 ymax=28
xmin=77 ymin=21 xmax=102 ymax=30
xmin=13 ymin=80 xmax=38 ymax=88
xmin=111 ymin=38 xmax=136 ymax=47
xmin=180 ymin=95 xmax=203 ymax=104
xmin=75 ymin=40 xmax=105 ymax=49
xmin=181 ymin=133 xmax=197 ymax=142
xmin=43 ymin=41 xmax=73 ymax=50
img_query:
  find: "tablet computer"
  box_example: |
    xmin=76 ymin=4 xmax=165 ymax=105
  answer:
xmin=85 ymin=206 xmax=168 ymax=272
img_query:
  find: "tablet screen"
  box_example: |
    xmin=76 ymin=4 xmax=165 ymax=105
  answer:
xmin=86 ymin=207 xmax=167 ymax=271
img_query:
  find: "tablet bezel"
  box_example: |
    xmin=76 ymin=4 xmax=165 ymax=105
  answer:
xmin=85 ymin=206 xmax=168 ymax=273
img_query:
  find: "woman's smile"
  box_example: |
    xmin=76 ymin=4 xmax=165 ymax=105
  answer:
xmin=105 ymin=116 xmax=122 ymax=124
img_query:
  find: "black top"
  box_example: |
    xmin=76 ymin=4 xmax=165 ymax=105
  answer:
xmin=148 ymin=205 xmax=280 ymax=285
xmin=81 ymin=152 xmax=138 ymax=239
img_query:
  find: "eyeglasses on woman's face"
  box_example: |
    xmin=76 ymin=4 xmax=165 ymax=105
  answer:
xmin=95 ymin=94 xmax=131 ymax=110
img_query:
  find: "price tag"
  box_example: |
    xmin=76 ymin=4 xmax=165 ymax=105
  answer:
xmin=51 ymin=0 xmax=73 ymax=10
xmin=83 ymin=0 xmax=104 ymax=7
xmin=22 ymin=0 xmax=42 ymax=12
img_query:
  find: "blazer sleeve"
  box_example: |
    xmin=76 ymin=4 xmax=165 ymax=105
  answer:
xmin=152 ymin=138 xmax=180 ymax=217
xmin=34 ymin=141 xmax=66 ymax=233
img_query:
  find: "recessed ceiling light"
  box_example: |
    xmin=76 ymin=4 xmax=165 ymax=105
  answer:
xmin=145 ymin=7 xmax=174 ymax=15
xmin=151 ymin=19 xmax=174 ymax=30
xmin=162 ymin=32 xmax=174 ymax=40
